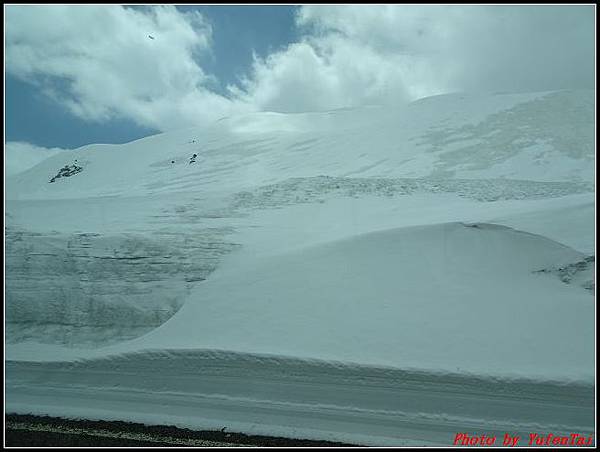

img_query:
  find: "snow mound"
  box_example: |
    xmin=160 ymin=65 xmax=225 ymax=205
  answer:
xmin=120 ymin=222 xmax=594 ymax=383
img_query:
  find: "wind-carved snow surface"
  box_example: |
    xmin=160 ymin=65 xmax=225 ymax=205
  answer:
xmin=5 ymin=90 xmax=595 ymax=445
xmin=416 ymin=90 xmax=594 ymax=180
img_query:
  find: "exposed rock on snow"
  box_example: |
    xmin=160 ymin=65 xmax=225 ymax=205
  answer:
xmin=534 ymin=255 xmax=595 ymax=294
xmin=49 ymin=163 xmax=83 ymax=183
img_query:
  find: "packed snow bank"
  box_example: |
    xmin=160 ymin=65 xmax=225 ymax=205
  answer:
xmin=105 ymin=221 xmax=594 ymax=383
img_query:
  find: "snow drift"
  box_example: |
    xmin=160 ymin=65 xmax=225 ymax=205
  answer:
xmin=114 ymin=221 xmax=594 ymax=382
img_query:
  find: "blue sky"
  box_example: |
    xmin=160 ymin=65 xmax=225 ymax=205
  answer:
xmin=6 ymin=75 xmax=158 ymax=148
xmin=5 ymin=5 xmax=595 ymax=153
xmin=189 ymin=6 xmax=300 ymax=90
xmin=6 ymin=5 xmax=299 ymax=149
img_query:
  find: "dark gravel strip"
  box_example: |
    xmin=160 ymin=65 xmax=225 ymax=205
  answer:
xmin=5 ymin=414 xmax=358 ymax=447
xmin=5 ymin=429 xmax=177 ymax=447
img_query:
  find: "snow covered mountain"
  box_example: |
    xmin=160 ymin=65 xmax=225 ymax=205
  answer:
xmin=7 ymin=89 xmax=595 ymax=200
xmin=5 ymin=89 xmax=595 ymax=445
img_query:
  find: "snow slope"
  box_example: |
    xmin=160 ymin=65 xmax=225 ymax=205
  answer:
xmin=5 ymin=89 xmax=596 ymax=445
xmin=6 ymin=89 xmax=594 ymax=201
xmin=4 ymin=142 xmax=69 ymax=177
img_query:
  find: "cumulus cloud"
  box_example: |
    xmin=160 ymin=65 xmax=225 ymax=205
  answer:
xmin=5 ymin=5 xmax=595 ymax=131
xmin=231 ymin=36 xmax=426 ymax=112
xmin=239 ymin=5 xmax=595 ymax=112
xmin=5 ymin=142 xmax=70 ymax=176
xmin=5 ymin=5 xmax=253 ymax=131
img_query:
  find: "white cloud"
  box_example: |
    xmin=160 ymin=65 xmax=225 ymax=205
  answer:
xmin=238 ymin=5 xmax=595 ymax=113
xmin=4 ymin=142 xmax=69 ymax=176
xmin=6 ymin=5 xmax=253 ymax=131
xmin=232 ymin=36 xmax=428 ymax=113
xmin=5 ymin=5 xmax=595 ymax=131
